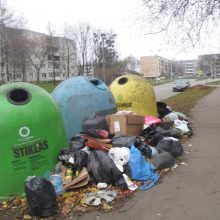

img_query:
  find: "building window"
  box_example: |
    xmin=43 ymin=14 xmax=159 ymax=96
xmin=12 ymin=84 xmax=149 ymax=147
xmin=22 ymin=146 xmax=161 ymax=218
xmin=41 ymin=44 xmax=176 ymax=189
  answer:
xmin=15 ymin=74 xmax=21 ymax=78
xmin=29 ymin=73 xmax=33 ymax=78
xmin=48 ymin=55 xmax=53 ymax=60
xmin=48 ymin=62 xmax=53 ymax=69
xmin=42 ymin=73 xmax=47 ymax=78
xmin=54 ymin=63 xmax=60 ymax=69
xmin=48 ymin=55 xmax=60 ymax=61
xmin=47 ymin=47 xmax=59 ymax=54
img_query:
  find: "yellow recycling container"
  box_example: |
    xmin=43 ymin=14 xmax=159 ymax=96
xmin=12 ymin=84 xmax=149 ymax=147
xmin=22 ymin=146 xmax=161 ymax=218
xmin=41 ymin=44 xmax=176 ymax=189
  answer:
xmin=109 ymin=74 xmax=157 ymax=116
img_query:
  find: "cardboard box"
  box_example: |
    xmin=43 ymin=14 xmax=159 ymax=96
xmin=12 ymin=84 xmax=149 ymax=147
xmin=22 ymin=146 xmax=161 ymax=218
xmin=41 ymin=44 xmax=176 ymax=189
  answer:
xmin=106 ymin=114 xmax=145 ymax=136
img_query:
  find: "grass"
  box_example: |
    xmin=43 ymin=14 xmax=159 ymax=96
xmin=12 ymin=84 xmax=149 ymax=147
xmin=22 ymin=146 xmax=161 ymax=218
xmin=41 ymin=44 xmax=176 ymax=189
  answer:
xmin=206 ymin=80 xmax=220 ymax=85
xmin=34 ymin=79 xmax=172 ymax=93
xmin=147 ymin=79 xmax=171 ymax=86
xmin=34 ymin=82 xmax=58 ymax=93
xmin=162 ymin=85 xmax=216 ymax=116
xmin=195 ymin=76 xmax=208 ymax=81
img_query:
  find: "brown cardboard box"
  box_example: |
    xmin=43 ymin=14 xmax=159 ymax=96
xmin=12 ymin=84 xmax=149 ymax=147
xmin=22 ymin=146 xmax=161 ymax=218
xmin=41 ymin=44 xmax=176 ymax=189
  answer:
xmin=106 ymin=114 xmax=145 ymax=136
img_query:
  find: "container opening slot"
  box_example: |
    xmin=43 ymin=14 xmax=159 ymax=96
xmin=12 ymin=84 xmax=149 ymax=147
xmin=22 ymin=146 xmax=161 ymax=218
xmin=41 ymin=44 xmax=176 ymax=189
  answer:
xmin=7 ymin=88 xmax=31 ymax=105
xmin=90 ymin=79 xmax=101 ymax=86
xmin=118 ymin=77 xmax=128 ymax=85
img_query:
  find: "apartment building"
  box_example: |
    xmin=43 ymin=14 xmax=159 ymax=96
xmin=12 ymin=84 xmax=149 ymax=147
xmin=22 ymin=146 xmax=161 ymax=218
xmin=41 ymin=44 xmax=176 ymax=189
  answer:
xmin=198 ymin=54 xmax=220 ymax=77
xmin=140 ymin=55 xmax=172 ymax=78
xmin=140 ymin=54 xmax=200 ymax=78
xmin=181 ymin=60 xmax=197 ymax=76
xmin=0 ymin=28 xmax=77 ymax=83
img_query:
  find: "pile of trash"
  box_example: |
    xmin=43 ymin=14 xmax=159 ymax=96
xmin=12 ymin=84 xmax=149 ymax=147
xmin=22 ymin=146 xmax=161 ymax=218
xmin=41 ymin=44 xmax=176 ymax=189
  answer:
xmin=2 ymin=101 xmax=192 ymax=218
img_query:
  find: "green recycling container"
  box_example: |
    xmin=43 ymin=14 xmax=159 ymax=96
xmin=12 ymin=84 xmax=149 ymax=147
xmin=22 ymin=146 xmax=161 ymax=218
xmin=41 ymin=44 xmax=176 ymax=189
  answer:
xmin=0 ymin=82 xmax=68 ymax=197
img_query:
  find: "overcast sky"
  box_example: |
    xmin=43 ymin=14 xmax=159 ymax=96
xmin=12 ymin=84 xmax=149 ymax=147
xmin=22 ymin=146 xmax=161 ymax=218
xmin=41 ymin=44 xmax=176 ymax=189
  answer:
xmin=6 ymin=0 xmax=220 ymax=60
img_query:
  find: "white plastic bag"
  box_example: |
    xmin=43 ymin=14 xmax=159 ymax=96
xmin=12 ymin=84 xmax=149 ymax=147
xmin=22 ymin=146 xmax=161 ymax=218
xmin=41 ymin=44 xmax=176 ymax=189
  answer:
xmin=174 ymin=119 xmax=190 ymax=134
xmin=108 ymin=147 xmax=130 ymax=172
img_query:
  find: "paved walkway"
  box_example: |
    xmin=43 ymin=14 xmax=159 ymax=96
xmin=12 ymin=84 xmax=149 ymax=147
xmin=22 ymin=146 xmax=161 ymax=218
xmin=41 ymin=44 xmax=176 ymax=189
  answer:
xmin=81 ymin=87 xmax=220 ymax=220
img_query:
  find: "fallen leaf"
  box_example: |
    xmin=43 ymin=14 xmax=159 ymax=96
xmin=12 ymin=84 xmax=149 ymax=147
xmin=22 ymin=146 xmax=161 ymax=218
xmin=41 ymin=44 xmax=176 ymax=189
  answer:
xmin=90 ymin=187 xmax=98 ymax=192
xmin=64 ymin=197 xmax=77 ymax=205
xmin=75 ymin=206 xmax=86 ymax=212
xmin=23 ymin=214 xmax=32 ymax=219
xmin=80 ymin=196 xmax=86 ymax=205
xmin=61 ymin=204 xmax=71 ymax=216
xmin=102 ymin=203 xmax=113 ymax=210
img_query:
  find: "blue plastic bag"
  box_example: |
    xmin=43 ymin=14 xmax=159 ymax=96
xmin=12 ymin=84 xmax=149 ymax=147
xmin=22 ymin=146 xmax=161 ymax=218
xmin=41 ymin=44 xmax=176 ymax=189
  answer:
xmin=49 ymin=174 xmax=65 ymax=196
xmin=128 ymin=145 xmax=159 ymax=190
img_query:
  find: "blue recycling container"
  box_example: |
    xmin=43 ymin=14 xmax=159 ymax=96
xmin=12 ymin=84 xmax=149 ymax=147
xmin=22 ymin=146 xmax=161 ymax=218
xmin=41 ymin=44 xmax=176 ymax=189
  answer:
xmin=52 ymin=76 xmax=117 ymax=140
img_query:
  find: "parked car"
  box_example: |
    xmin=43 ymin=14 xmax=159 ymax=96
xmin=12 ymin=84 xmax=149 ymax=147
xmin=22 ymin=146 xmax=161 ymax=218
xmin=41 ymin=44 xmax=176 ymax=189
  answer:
xmin=172 ymin=79 xmax=190 ymax=92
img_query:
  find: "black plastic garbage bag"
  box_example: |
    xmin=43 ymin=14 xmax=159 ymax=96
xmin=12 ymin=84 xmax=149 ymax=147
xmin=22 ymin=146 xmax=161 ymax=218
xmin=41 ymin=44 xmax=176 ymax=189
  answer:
xmin=150 ymin=152 xmax=175 ymax=170
xmin=82 ymin=116 xmax=108 ymax=131
xmin=69 ymin=135 xmax=86 ymax=151
xmin=156 ymin=126 xmax=182 ymax=139
xmin=140 ymin=124 xmax=163 ymax=146
xmin=134 ymin=138 xmax=152 ymax=158
xmin=156 ymin=139 xmax=183 ymax=157
xmin=157 ymin=102 xmax=172 ymax=119
xmin=157 ymin=121 xmax=174 ymax=130
xmin=112 ymin=134 xmax=135 ymax=148
xmin=58 ymin=150 xmax=88 ymax=172
xmin=87 ymin=150 xmax=128 ymax=189
xmin=25 ymin=176 xmax=58 ymax=217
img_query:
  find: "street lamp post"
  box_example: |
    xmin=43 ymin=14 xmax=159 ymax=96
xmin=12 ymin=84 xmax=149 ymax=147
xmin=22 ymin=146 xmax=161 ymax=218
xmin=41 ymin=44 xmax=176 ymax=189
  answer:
xmin=170 ymin=59 xmax=173 ymax=81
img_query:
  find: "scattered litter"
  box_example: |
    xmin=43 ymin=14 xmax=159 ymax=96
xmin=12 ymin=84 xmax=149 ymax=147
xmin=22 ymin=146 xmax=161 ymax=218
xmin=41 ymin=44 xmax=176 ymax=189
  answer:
xmin=180 ymin=162 xmax=188 ymax=166
xmin=172 ymin=164 xmax=179 ymax=170
xmin=188 ymin=143 xmax=193 ymax=147
xmin=86 ymin=190 xmax=117 ymax=206
xmin=163 ymin=168 xmax=170 ymax=172
xmin=97 ymin=183 xmax=107 ymax=189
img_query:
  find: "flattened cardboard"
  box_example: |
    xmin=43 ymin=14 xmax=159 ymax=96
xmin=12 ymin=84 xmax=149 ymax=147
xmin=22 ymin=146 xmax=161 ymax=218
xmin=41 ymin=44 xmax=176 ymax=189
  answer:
xmin=62 ymin=166 xmax=90 ymax=189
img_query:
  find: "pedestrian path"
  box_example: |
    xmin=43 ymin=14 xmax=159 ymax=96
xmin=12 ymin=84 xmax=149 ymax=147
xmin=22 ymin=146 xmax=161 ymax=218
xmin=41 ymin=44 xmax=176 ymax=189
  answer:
xmin=80 ymin=87 xmax=220 ymax=220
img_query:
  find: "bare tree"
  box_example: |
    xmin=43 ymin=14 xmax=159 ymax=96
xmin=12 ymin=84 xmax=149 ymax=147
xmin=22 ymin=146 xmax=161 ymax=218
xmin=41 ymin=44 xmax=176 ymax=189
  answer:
xmin=61 ymin=25 xmax=77 ymax=78
xmin=47 ymin=22 xmax=59 ymax=85
xmin=0 ymin=0 xmax=15 ymax=82
xmin=142 ymin=0 xmax=220 ymax=47
xmin=92 ymin=29 xmax=118 ymax=83
xmin=124 ymin=55 xmax=140 ymax=73
xmin=26 ymin=34 xmax=48 ymax=82
xmin=0 ymin=0 xmax=27 ymax=82
xmin=70 ymin=23 xmax=93 ymax=75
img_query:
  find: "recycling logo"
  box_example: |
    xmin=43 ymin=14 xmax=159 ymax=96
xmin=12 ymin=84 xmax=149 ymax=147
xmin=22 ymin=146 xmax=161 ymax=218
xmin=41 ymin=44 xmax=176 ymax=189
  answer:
xmin=19 ymin=126 xmax=30 ymax=137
